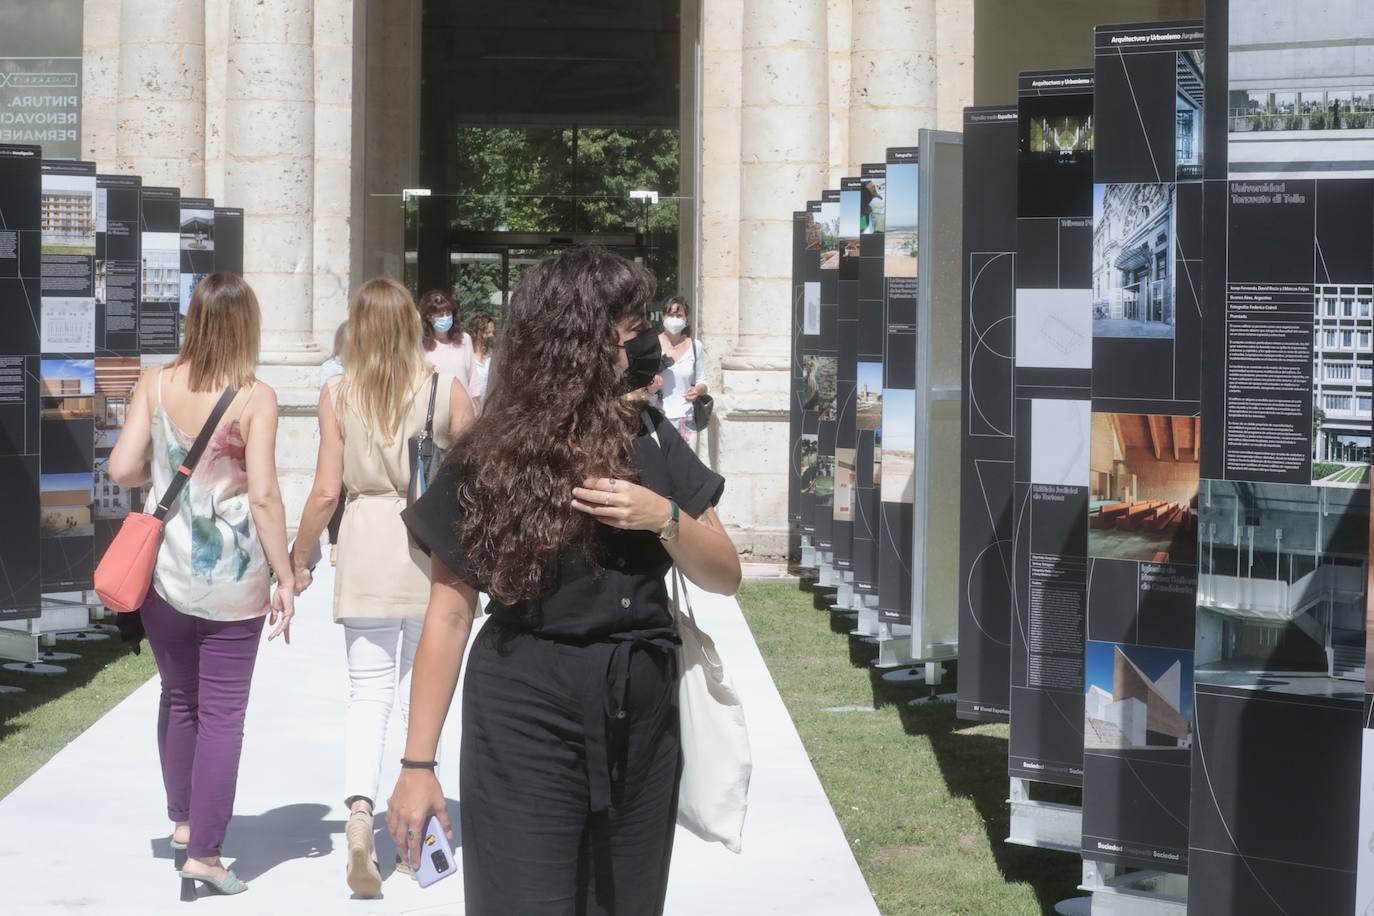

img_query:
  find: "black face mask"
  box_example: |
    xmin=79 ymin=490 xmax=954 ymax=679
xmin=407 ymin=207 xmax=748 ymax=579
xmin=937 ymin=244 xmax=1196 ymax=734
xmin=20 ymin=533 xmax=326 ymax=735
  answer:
xmin=621 ymin=327 xmax=662 ymax=391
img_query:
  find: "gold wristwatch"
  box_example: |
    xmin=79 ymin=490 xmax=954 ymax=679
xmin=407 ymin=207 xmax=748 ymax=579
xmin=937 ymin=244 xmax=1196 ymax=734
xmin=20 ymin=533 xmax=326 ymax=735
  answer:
xmin=658 ymin=499 xmax=680 ymax=541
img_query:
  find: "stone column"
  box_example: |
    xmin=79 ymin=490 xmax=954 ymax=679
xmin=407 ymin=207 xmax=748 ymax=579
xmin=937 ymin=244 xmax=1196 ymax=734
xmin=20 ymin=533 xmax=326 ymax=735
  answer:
xmin=826 ymin=0 xmax=852 ymax=183
xmin=224 ymin=0 xmax=316 ymax=367
xmin=848 ymin=0 xmax=938 ymax=168
xmin=116 ymin=0 xmax=204 ymax=192
xmin=735 ymin=0 xmax=829 ymax=366
xmin=82 ymin=0 xmax=121 ymax=167
xmin=935 ymin=0 xmax=975 ymax=131
xmin=312 ymin=0 xmax=357 ymax=345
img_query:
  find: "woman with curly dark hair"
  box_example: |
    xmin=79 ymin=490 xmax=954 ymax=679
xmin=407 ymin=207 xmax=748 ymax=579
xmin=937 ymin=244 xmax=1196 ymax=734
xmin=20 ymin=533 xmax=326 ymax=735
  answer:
xmin=389 ymin=246 xmax=741 ymax=914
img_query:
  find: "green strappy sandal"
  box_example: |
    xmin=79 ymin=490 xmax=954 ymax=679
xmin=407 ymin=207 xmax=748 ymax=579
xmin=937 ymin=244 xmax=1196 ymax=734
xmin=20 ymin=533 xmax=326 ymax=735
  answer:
xmin=178 ymin=868 xmax=247 ymax=900
xmin=169 ymin=834 xmax=188 ymax=870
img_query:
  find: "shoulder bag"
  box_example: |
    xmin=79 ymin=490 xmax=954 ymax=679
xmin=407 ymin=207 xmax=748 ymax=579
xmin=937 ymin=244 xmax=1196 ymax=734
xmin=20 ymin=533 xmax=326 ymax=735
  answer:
xmin=670 ymin=565 xmax=751 ymax=853
xmin=690 ymin=339 xmax=714 ymax=429
xmin=94 ymin=386 xmax=239 ymax=613
xmin=407 ymin=373 xmax=444 ymax=506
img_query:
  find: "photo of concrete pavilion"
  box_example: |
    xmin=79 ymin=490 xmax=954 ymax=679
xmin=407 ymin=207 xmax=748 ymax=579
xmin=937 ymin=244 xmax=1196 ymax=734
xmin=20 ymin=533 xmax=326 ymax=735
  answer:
xmin=1084 ymin=641 xmax=1193 ymax=750
xmin=1088 ymin=412 xmax=1199 ymax=564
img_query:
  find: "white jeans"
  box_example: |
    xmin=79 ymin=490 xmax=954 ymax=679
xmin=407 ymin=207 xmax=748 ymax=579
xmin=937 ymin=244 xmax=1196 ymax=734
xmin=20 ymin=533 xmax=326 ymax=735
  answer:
xmin=341 ymin=616 xmax=430 ymax=808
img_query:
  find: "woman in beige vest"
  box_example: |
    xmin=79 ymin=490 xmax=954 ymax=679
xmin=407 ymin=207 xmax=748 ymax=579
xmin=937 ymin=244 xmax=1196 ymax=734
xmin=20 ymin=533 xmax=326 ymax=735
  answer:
xmin=289 ymin=277 xmax=474 ymax=898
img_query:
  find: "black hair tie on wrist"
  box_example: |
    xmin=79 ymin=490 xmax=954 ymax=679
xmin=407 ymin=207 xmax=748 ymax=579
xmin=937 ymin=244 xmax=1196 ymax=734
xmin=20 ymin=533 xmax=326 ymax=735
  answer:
xmin=400 ymin=758 xmax=438 ymax=770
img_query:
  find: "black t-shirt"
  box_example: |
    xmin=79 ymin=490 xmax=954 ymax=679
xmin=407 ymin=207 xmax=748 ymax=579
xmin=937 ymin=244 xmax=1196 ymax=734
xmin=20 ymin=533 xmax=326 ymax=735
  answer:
xmin=401 ymin=409 xmax=725 ymax=639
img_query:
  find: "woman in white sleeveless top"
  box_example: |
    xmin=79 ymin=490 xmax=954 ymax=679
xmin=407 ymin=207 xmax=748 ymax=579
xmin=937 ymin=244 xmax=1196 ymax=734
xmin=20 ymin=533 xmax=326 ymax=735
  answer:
xmin=656 ymin=295 xmax=709 ymax=446
xmin=289 ymin=277 xmax=475 ymax=898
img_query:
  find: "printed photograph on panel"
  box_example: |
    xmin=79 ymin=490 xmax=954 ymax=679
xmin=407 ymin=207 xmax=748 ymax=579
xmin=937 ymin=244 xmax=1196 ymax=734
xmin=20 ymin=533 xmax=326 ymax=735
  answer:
xmin=814 ymin=451 xmax=835 ymax=507
xmin=40 ymin=472 xmax=93 ymax=538
xmin=834 ymin=447 xmax=856 ymax=521
xmin=1088 ymin=413 xmax=1199 ymax=564
xmin=1227 ymin=1 xmax=1374 ymax=179
xmin=40 ymin=359 xmax=94 ymax=421
xmin=856 ymin=361 xmax=882 ymax=430
xmin=41 ymin=176 xmax=96 ymax=256
xmin=1176 ymin=51 xmax=1205 ymax=180
xmin=40 ymin=298 xmax=96 ymax=353
xmin=180 ymin=271 xmax=208 ymax=317
xmin=804 ymin=211 xmax=822 ymax=250
xmin=803 ymin=281 xmax=820 ymax=335
xmin=884 ymin=161 xmax=918 ymax=277
xmin=95 ymin=358 xmax=140 ymax=449
xmin=861 ymin=177 xmax=886 ymax=234
xmin=802 ymin=355 xmax=838 ymax=420
xmin=840 ymin=187 xmax=862 ymax=260
xmin=1312 ymin=284 xmax=1373 ymax=487
xmin=141 ymin=235 xmax=179 ymax=303
xmin=1084 ymin=640 xmax=1194 ymax=750
xmin=819 ymin=200 xmax=841 ymax=270
xmin=180 ymin=209 xmax=214 ymax=251
xmin=1015 ymin=289 xmax=1092 ymax=369
xmin=799 ymin=433 xmax=819 ymax=494
xmin=1092 ymin=184 xmax=1176 ymax=338
xmin=1196 ymin=480 xmax=1367 ymax=700
xmin=880 ymin=388 xmax=914 ymax=503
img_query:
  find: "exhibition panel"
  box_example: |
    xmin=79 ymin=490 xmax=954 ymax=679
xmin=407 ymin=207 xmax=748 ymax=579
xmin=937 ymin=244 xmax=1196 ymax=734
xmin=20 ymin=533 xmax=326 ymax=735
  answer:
xmin=852 ymin=163 xmax=887 ymax=598
xmin=1008 ymin=68 xmax=1095 ymax=788
xmin=789 ymin=207 xmax=810 ymax=548
xmin=957 ymin=106 xmax=1018 ymax=725
xmin=797 ymin=199 xmax=823 ymax=549
xmin=832 ymin=177 xmax=863 ymax=573
xmin=877 ymin=148 xmax=919 ymax=626
xmin=138 ymin=186 xmax=180 ymax=356
xmin=0 ymin=146 xmax=44 ymax=622
xmin=1080 ymin=20 xmax=1203 ymax=876
xmin=813 ymin=189 xmax=841 ymax=557
xmin=39 ymin=159 xmax=98 ymax=593
xmin=178 ymin=197 xmax=216 ymax=338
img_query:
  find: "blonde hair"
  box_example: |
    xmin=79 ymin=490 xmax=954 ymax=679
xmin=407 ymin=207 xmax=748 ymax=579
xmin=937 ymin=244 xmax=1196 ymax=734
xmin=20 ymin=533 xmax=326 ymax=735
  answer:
xmin=337 ymin=277 xmax=427 ymax=443
xmin=172 ymin=272 xmax=261 ymax=392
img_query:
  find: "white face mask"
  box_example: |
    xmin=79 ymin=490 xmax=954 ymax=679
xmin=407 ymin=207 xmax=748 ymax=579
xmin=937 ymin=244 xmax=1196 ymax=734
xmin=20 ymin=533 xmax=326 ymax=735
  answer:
xmin=663 ymin=316 xmax=687 ymax=334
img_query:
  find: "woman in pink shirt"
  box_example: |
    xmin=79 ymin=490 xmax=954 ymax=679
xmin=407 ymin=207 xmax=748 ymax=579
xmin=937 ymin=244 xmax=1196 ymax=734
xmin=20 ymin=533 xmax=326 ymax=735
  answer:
xmin=417 ymin=289 xmax=477 ymax=395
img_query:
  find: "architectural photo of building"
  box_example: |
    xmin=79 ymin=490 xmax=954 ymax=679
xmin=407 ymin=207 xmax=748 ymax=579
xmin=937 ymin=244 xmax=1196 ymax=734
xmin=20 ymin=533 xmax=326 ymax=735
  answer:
xmin=40 ymin=189 xmax=96 ymax=255
xmin=1084 ymin=641 xmax=1193 ymax=750
xmin=1312 ymin=282 xmax=1374 ymax=484
xmin=141 ymin=248 xmax=178 ymax=302
xmin=40 ymin=359 xmax=95 ymax=421
xmin=1176 ymin=50 xmax=1204 ymax=179
xmin=1092 ymin=183 xmax=1175 ymax=338
xmin=1088 ymin=412 xmax=1198 ymax=563
xmin=1196 ymin=481 xmax=1367 ymax=699
xmin=1228 ymin=0 xmax=1374 ymax=178
xmin=39 ymin=472 xmax=93 ymax=538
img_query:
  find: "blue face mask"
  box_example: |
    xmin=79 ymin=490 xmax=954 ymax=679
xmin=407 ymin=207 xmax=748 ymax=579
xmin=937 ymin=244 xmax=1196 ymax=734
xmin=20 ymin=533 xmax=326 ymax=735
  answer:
xmin=433 ymin=315 xmax=454 ymax=334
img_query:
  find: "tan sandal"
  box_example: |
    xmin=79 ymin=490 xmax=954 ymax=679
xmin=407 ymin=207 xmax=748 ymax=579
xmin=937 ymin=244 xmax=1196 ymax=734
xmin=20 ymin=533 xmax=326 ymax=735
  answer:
xmin=345 ymin=811 xmax=382 ymax=898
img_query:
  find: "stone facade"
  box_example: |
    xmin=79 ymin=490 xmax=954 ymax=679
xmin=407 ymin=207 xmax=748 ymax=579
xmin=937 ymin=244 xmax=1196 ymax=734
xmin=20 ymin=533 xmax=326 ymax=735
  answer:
xmin=81 ymin=0 xmax=973 ymax=554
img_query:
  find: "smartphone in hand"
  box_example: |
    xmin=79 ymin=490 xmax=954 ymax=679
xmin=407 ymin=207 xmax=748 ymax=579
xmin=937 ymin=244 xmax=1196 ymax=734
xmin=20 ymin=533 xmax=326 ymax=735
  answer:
xmin=415 ymin=814 xmax=457 ymax=888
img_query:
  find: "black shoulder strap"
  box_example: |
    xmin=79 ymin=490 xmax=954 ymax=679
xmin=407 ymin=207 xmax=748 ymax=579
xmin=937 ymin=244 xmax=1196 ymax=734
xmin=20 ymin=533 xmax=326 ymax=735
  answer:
xmin=423 ymin=373 xmax=439 ymax=438
xmin=153 ymin=386 xmax=240 ymax=520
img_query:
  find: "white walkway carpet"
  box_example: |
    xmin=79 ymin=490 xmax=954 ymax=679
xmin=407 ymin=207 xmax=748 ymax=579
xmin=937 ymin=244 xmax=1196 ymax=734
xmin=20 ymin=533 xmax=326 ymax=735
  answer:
xmin=0 ymin=567 xmax=877 ymax=916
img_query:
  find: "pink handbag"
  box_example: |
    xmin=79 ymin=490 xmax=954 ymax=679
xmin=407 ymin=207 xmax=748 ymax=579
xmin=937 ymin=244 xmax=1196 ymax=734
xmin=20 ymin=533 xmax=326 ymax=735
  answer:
xmin=94 ymin=386 xmax=238 ymax=612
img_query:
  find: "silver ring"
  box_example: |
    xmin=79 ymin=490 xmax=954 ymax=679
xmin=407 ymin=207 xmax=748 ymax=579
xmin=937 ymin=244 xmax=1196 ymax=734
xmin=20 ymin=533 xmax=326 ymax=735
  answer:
xmin=406 ymin=828 xmax=418 ymax=837
xmin=604 ymin=491 xmax=611 ymax=505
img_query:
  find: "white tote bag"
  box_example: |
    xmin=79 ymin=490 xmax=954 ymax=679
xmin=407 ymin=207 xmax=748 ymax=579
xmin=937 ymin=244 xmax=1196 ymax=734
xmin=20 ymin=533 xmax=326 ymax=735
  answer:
xmin=672 ymin=566 xmax=752 ymax=853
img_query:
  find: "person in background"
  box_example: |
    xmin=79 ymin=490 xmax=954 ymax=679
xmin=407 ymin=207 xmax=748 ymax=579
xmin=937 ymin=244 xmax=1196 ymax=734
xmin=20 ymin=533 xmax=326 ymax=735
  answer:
xmin=418 ymin=289 xmax=477 ymax=396
xmin=388 ymin=247 xmax=740 ymax=915
xmin=107 ymin=273 xmax=295 ymax=899
xmin=290 ymin=277 xmax=475 ymax=898
xmin=465 ymin=312 xmax=496 ymax=412
xmin=320 ymin=321 xmax=348 ymax=564
xmin=656 ymin=295 xmax=709 ymax=445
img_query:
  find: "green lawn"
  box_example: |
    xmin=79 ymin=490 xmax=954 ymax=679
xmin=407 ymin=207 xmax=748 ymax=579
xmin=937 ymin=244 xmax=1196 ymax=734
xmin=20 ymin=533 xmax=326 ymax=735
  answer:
xmin=738 ymin=581 xmax=1081 ymax=916
xmin=0 ymin=634 xmax=157 ymax=799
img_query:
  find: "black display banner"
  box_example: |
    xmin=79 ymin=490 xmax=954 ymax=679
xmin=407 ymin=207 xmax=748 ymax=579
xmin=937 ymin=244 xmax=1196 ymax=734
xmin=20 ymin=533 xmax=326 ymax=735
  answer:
xmin=39 ymin=158 xmax=96 ymax=593
xmin=1081 ymin=21 xmax=1205 ymax=875
xmin=213 ymin=206 xmax=244 ymax=276
xmin=852 ymin=163 xmax=886 ymax=596
xmin=878 ymin=146 xmax=918 ymax=624
xmin=93 ymin=172 xmax=144 ymax=570
xmin=798 ymin=199 xmax=823 ymax=540
xmin=813 ymin=188 xmax=841 ymax=553
xmin=95 ymin=174 xmax=141 ymax=358
xmin=1195 ymin=2 xmax=1369 ymax=911
xmin=139 ymin=186 xmax=180 ymax=355
xmin=1009 ymin=70 xmax=1094 ymax=786
xmin=832 ymin=177 xmax=862 ymax=571
xmin=178 ymin=197 xmax=215 ymax=346
xmin=789 ymin=206 xmax=809 ymax=549
xmin=957 ymin=106 xmax=1018 ymax=724
xmin=0 ymin=145 xmax=43 ymax=620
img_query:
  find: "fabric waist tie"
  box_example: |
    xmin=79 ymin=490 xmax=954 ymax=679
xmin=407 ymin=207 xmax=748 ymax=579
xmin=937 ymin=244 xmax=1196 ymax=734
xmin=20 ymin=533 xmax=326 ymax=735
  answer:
xmin=576 ymin=626 xmax=680 ymax=814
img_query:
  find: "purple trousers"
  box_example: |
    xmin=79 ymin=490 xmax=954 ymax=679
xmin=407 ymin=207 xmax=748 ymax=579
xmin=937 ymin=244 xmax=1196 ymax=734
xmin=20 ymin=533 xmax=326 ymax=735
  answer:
xmin=141 ymin=590 xmax=265 ymax=859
